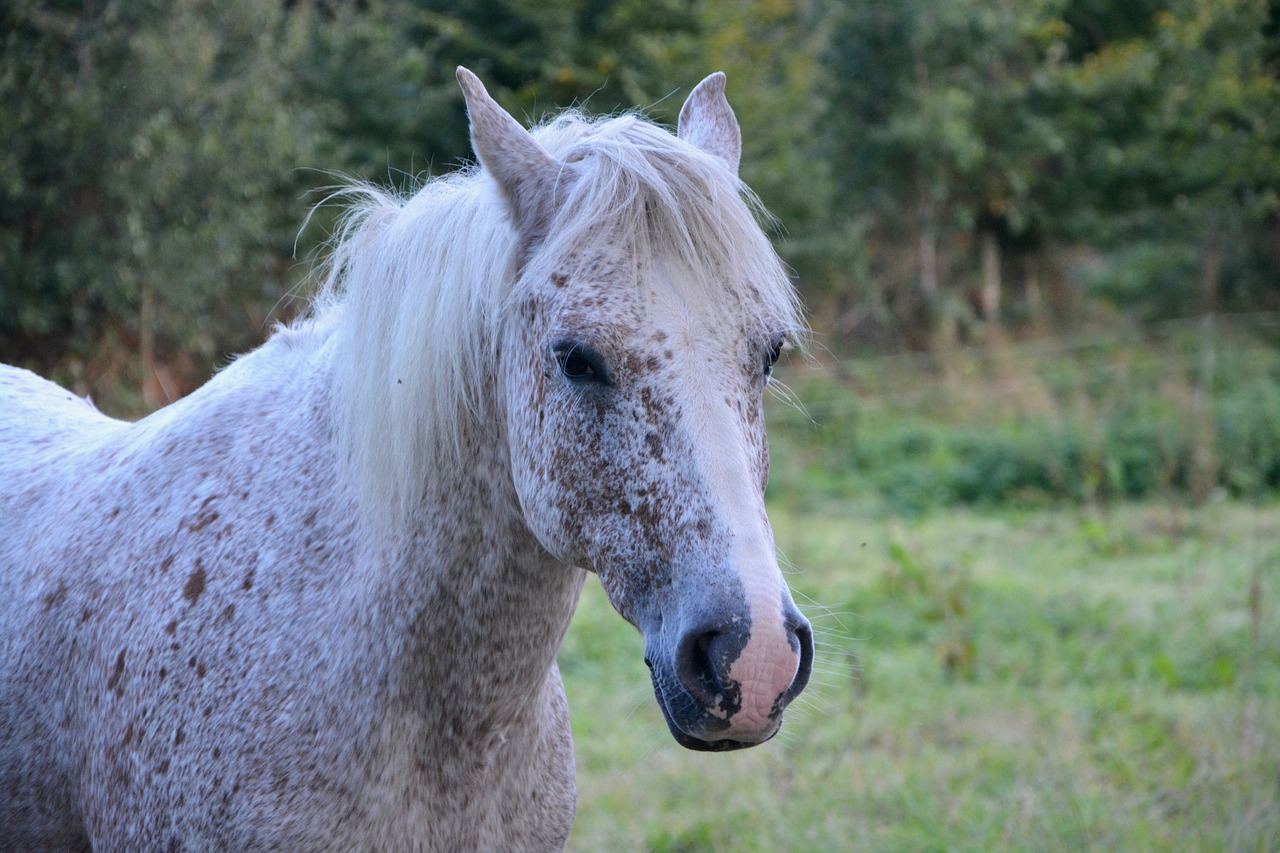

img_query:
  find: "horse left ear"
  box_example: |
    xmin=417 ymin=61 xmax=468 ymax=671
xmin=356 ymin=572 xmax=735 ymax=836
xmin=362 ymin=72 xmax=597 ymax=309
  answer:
xmin=677 ymin=72 xmax=741 ymax=175
xmin=457 ymin=67 xmax=563 ymax=235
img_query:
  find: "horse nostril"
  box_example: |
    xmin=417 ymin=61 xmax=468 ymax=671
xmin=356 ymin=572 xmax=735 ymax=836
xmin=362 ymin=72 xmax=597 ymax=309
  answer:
xmin=674 ymin=628 xmax=727 ymax=706
xmin=783 ymin=619 xmax=814 ymax=703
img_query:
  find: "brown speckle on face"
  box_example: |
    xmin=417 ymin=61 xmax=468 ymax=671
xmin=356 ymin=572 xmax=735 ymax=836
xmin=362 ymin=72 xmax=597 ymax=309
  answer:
xmin=107 ymin=649 xmax=127 ymax=696
xmin=41 ymin=583 xmax=67 ymax=610
xmin=182 ymin=563 xmax=206 ymax=605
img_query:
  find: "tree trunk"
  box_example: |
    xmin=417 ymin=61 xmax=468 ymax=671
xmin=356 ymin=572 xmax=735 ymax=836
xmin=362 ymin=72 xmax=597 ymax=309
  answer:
xmin=140 ymin=282 xmax=163 ymax=408
xmin=979 ymin=229 xmax=1001 ymax=325
xmin=1198 ymin=239 xmax=1222 ymax=315
xmin=916 ymin=177 xmax=955 ymax=353
xmin=910 ymin=51 xmax=957 ymax=358
xmin=1025 ymin=251 xmax=1046 ymax=330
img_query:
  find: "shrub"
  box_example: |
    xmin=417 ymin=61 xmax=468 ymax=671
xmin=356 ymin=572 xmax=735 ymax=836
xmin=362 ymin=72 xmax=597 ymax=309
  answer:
xmin=767 ymin=327 xmax=1280 ymax=511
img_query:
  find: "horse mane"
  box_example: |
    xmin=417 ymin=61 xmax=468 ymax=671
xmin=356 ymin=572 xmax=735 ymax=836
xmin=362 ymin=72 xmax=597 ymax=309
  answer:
xmin=313 ymin=110 xmax=804 ymax=528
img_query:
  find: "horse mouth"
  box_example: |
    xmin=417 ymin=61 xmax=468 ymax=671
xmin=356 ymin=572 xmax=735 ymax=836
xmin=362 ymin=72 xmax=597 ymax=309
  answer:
xmin=650 ymin=677 xmax=782 ymax=752
xmin=667 ymin=723 xmax=776 ymax=752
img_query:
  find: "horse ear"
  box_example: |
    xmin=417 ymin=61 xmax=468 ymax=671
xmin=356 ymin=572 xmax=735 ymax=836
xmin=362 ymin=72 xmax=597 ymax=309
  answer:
xmin=456 ymin=66 xmax=562 ymax=234
xmin=677 ymin=72 xmax=741 ymax=175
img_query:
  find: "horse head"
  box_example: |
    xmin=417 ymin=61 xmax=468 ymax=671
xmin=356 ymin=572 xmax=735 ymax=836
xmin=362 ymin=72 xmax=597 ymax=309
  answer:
xmin=458 ymin=68 xmax=813 ymax=751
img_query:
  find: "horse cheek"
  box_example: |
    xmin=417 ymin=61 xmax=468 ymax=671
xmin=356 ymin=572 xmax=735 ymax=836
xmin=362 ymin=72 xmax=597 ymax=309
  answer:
xmin=504 ymin=369 xmax=588 ymax=565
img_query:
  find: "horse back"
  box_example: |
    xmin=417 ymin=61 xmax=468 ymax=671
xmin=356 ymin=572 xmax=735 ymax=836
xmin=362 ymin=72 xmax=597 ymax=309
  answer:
xmin=0 ymin=363 xmax=131 ymax=605
xmin=0 ymin=365 xmax=127 ymax=477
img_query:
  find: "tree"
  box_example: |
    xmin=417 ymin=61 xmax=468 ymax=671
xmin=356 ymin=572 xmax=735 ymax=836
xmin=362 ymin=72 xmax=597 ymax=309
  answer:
xmin=0 ymin=0 xmax=317 ymax=407
xmin=1039 ymin=0 xmax=1280 ymax=318
xmin=295 ymin=0 xmax=703 ymax=182
xmin=814 ymin=0 xmax=1280 ymax=347
xmin=819 ymin=0 xmax=1071 ymax=348
xmin=0 ymin=0 xmax=705 ymax=411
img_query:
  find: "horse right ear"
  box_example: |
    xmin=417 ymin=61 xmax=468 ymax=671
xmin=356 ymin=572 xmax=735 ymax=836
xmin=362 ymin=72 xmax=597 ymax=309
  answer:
xmin=457 ymin=67 xmax=563 ymax=236
xmin=677 ymin=72 xmax=741 ymax=175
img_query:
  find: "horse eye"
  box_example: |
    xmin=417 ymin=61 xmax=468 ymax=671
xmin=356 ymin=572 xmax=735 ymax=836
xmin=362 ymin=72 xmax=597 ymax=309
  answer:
xmin=553 ymin=342 xmax=608 ymax=384
xmin=561 ymin=353 xmax=593 ymax=378
xmin=764 ymin=338 xmax=786 ymax=377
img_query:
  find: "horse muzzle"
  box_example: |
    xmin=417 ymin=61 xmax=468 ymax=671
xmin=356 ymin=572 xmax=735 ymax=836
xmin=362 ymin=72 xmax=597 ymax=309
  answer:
xmin=644 ymin=601 xmax=813 ymax=751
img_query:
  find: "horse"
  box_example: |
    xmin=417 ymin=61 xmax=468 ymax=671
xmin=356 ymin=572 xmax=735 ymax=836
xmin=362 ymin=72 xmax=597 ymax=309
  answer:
xmin=0 ymin=68 xmax=813 ymax=851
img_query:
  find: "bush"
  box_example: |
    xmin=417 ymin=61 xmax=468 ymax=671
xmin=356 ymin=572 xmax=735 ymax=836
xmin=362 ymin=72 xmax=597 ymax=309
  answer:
xmin=1216 ymin=379 xmax=1280 ymax=497
xmin=767 ymin=326 xmax=1280 ymax=512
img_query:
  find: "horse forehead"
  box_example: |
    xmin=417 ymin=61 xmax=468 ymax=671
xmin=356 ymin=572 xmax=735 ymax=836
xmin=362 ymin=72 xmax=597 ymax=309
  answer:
xmin=537 ymin=256 xmax=760 ymax=348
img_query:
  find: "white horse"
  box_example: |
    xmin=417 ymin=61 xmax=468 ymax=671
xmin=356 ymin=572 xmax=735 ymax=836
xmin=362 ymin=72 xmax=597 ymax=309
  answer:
xmin=0 ymin=68 xmax=812 ymax=851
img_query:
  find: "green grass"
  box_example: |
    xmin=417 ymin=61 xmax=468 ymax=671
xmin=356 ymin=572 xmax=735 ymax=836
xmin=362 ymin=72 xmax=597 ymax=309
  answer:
xmin=560 ymin=499 xmax=1280 ymax=852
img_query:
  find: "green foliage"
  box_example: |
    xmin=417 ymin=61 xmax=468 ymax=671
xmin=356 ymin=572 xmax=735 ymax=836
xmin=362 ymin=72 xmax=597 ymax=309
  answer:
xmin=0 ymin=0 xmax=317 ymax=399
xmin=2 ymin=0 xmax=1279 ymax=408
xmin=768 ymin=320 xmax=1280 ymax=511
xmin=1217 ymin=374 xmax=1280 ymax=495
xmin=296 ymin=0 xmax=702 ymax=181
xmin=0 ymin=0 xmax=703 ymax=405
xmin=812 ymin=0 xmax=1280 ymax=342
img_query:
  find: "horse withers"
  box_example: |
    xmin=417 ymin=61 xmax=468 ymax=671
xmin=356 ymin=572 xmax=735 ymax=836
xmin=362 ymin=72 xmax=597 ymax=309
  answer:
xmin=0 ymin=68 xmax=812 ymax=850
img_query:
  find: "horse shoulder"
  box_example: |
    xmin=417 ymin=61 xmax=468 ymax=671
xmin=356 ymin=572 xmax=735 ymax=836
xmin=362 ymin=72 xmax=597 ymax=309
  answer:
xmin=0 ymin=330 xmax=359 ymax=848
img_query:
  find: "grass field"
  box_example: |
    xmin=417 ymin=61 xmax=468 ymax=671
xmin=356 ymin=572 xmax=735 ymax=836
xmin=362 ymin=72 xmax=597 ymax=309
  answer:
xmin=561 ymin=500 xmax=1279 ymax=852
xmin=559 ymin=351 xmax=1280 ymax=851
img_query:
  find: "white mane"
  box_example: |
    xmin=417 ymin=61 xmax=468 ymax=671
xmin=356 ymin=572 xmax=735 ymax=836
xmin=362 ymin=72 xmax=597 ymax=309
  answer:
xmin=315 ymin=110 xmax=804 ymax=527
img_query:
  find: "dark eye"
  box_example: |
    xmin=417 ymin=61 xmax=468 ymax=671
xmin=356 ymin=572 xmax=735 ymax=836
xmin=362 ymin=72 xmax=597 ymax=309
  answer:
xmin=561 ymin=353 xmax=593 ymax=378
xmin=553 ymin=341 xmax=609 ymax=385
xmin=764 ymin=337 xmax=786 ymax=377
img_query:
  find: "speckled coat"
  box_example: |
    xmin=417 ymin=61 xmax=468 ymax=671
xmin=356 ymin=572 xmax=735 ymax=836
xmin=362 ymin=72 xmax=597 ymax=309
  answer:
xmin=0 ymin=69 xmax=811 ymax=851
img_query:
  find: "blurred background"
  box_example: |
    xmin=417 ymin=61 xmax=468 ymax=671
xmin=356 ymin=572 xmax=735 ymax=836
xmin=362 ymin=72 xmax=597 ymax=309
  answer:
xmin=2 ymin=1 xmax=1278 ymax=849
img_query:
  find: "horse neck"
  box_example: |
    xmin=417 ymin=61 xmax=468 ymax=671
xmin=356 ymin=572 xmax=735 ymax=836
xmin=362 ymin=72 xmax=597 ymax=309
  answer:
xmin=367 ymin=429 xmax=585 ymax=733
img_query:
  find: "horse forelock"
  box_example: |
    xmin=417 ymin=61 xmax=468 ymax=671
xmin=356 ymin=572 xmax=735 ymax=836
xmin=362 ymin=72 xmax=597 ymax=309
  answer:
xmin=532 ymin=113 xmax=802 ymax=333
xmin=316 ymin=108 xmax=803 ymax=530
